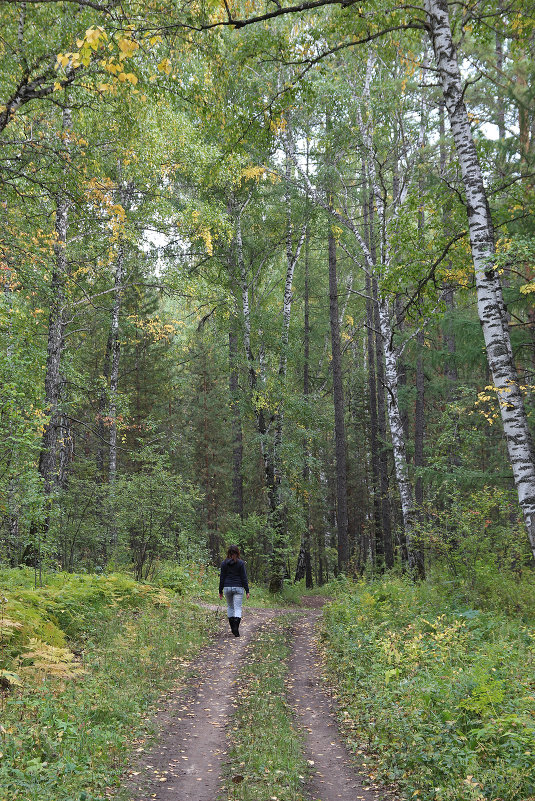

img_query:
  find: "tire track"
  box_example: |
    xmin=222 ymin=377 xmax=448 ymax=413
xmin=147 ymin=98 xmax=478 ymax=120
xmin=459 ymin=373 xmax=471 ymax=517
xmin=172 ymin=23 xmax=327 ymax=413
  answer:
xmin=287 ymin=609 xmax=385 ymax=801
xmin=122 ymin=607 xmax=279 ymax=801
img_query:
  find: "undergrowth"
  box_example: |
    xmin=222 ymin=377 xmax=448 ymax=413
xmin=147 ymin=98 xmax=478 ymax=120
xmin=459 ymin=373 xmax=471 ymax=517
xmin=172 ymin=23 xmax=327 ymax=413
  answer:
xmin=0 ymin=569 xmax=215 ymax=801
xmin=322 ymin=577 xmax=535 ymax=801
xmin=222 ymin=614 xmax=309 ymax=801
xmin=154 ymin=562 xmax=302 ymax=607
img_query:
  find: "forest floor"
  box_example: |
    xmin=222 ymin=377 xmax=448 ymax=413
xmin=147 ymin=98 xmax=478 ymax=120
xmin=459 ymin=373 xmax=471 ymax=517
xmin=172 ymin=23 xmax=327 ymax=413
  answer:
xmin=118 ymin=598 xmax=385 ymax=801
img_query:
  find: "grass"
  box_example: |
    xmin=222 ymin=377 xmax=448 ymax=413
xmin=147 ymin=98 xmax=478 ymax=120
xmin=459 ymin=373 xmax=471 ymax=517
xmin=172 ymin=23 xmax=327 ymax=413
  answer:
xmin=153 ymin=561 xmax=305 ymax=608
xmin=221 ymin=614 xmax=310 ymax=801
xmin=0 ymin=568 xmax=216 ymax=801
xmin=321 ymin=577 xmax=535 ymax=801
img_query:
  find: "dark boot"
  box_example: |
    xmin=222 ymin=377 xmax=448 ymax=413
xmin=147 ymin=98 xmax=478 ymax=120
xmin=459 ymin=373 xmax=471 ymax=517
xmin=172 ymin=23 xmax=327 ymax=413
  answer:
xmin=235 ymin=617 xmax=241 ymax=636
xmin=228 ymin=617 xmax=235 ymax=634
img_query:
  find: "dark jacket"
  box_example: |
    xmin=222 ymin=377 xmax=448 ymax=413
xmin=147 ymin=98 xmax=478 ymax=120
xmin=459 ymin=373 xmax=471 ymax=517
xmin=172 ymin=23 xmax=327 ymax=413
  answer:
xmin=219 ymin=558 xmax=249 ymax=594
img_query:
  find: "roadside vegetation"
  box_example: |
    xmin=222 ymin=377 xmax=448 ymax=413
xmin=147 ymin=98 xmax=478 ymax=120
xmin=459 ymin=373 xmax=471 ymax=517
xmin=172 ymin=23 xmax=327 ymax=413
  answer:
xmin=0 ymin=568 xmax=215 ymax=801
xmin=322 ymin=576 xmax=535 ymax=801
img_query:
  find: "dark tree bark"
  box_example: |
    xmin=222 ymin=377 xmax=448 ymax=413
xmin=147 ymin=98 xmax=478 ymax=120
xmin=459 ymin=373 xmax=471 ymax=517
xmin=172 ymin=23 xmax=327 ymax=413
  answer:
xmin=229 ymin=330 xmax=244 ymax=519
xmin=295 ymin=214 xmax=313 ymax=587
xmin=414 ymin=330 xmax=425 ymax=513
xmin=328 ymin=230 xmax=350 ymax=570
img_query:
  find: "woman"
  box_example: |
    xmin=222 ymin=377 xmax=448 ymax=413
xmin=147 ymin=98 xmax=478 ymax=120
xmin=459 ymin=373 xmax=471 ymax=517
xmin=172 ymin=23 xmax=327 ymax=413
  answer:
xmin=219 ymin=545 xmax=250 ymax=637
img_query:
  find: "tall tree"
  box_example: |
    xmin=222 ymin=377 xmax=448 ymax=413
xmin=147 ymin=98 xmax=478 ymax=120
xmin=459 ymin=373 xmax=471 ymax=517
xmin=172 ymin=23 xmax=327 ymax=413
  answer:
xmin=425 ymin=0 xmax=535 ymax=558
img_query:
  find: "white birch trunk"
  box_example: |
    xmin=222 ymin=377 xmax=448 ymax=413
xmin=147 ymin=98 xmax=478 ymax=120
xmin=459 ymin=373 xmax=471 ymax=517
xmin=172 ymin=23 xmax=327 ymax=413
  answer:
xmin=425 ymin=0 xmax=535 ymax=558
xmin=354 ymin=62 xmax=421 ymax=569
xmin=377 ymin=296 xmax=420 ymax=569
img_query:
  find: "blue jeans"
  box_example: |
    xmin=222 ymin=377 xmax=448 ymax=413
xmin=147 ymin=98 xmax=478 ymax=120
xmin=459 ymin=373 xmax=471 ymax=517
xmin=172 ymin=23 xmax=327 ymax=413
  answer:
xmin=223 ymin=587 xmax=244 ymax=618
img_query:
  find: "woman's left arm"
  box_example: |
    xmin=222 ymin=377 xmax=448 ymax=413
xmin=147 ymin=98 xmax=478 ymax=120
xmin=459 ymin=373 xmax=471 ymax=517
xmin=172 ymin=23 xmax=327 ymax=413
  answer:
xmin=242 ymin=562 xmax=250 ymax=597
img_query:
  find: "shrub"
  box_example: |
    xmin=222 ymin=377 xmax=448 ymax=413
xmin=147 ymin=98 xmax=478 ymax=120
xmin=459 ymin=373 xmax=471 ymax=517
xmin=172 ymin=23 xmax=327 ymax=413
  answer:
xmin=322 ymin=578 xmax=535 ymax=801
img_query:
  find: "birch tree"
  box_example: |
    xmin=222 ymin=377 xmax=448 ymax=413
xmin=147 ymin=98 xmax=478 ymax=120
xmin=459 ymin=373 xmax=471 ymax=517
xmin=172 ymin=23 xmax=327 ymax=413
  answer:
xmin=425 ymin=0 xmax=535 ymax=558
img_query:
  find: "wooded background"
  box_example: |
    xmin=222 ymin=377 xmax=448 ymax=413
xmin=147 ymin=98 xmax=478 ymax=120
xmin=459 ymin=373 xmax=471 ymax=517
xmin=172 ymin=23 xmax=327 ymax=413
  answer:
xmin=1 ymin=0 xmax=534 ymax=589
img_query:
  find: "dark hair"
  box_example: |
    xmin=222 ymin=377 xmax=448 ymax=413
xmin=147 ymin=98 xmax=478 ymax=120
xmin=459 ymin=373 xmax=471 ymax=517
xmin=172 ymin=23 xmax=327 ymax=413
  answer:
xmin=227 ymin=545 xmax=241 ymax=559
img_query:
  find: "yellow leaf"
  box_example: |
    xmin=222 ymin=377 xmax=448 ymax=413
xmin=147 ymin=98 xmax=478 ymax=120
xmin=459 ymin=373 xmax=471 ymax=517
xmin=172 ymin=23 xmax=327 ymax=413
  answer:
xmin=125 ymin=72 xmax=138 ymax=85
xmin=117 ymin=36 xmax=139 ymax=58
xmin=157 ymin=58 xmax=172 ymax=75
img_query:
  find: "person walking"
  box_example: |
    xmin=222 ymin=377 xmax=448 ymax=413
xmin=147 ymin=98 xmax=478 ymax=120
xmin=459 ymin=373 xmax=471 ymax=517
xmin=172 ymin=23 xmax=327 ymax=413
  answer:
xmin=219 ymin=545 xmax=249 ymax=637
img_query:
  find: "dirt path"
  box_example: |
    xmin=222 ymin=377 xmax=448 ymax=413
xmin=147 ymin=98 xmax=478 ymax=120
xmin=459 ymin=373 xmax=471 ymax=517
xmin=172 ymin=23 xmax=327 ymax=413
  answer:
xmin=123 ymin=607 xmax=278 ymax=801
xmin=121 ymin=601 xmax=385 ymax=801
xmin=287 ymin=610 xmax=382 ymax=801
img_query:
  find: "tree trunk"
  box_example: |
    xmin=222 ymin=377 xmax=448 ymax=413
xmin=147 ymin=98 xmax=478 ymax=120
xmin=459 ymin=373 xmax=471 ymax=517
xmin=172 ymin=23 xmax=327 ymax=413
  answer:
xmin=415 ymin=92 xmax=427 ymax=563
xmin=378 ymin=299 xmax=424 ymax=577
xmin=439 ymin=100 xmax=458 ymax=387
xmin=495 ymin=8 xmax=506 ymax=144
xmin=235 ymin=199 xmax=274 ymax=507
xmin=107 ymin=245 xmax=125 ymax=545
xmin=38 ymin=105 xmax=71 ymax=524
xmin=362 ymin=170 xmax=383 ymax=569
xmin=96 ymin=334 xmax=112 ymax=478
xmin=365 ymin=271 xmax=382 ymax=568
xmin=372 ymin=278 xmax=394 ymax=568
xmin=426 ymin=0 xmax=535 ymax=558
xmin=296 ymin=212 xmax=313 ymax=587
xmin=414 ymin=330 xmax=425 ymax=513
xmin=270 ymin=144 xmax=306 ymax=591
xmin=328 ymin=230 xmax=350 ymax=570
xmin=229 ymin=330 xmax=244 ymax=518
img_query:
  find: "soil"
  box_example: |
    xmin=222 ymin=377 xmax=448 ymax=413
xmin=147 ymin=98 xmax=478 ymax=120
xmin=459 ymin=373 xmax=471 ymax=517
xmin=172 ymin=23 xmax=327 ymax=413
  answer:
xmin=287 ymin=611 xmax=380 ymax=801
xmin=121 ymin=601 xmax=386 ymax=801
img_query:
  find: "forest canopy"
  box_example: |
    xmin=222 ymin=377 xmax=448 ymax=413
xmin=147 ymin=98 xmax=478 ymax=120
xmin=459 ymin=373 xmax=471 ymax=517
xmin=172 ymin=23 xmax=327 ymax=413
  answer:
xmin=1 ymin=0 xmax=534 ymax=590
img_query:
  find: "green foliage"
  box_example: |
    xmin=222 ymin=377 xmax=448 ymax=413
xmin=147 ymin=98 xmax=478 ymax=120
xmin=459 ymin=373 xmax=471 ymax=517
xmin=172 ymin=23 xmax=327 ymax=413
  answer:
xmin=322 ymin=578 xmax=535 ymax=801
xmin=415 ymin=487 xmax=534 ymax=616
xmin=115 ymin=449 xmax=203 ymax=580
xmin=0 ymin=569 xmax=182 ymax=664
xmin=223 ymin=614 xmax=309 ymax=801
xmin=152 ymin=560 xmax=218 ymax=595
xmin=0 ymin=569 xmax=214 ymax=801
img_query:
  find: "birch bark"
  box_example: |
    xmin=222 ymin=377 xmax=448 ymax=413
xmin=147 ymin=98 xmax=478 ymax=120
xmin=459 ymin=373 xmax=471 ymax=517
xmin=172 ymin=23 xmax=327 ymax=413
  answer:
xmin=425 ymin=0 xmax=535 ymax=558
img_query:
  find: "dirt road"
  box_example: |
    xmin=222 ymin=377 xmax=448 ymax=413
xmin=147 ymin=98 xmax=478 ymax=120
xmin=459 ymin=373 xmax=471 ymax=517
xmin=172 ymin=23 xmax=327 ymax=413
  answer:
xmin=121 ymin=603 xmax=384 ymax=801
